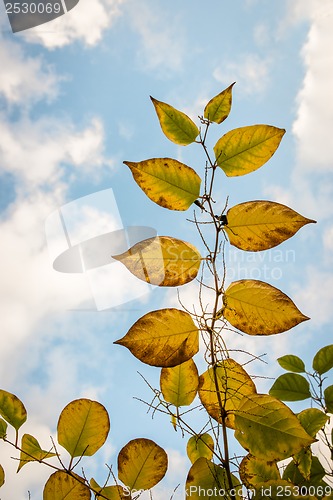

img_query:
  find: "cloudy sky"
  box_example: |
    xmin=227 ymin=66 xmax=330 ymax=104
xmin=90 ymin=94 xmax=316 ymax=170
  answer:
xmin=0 ymin=0 xmax=333 ymax=497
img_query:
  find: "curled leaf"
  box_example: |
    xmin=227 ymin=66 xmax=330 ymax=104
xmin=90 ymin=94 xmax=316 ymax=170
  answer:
xmin=214 ymin=124 xmax=285 ymax=176
xmin=115 ymin=308 xmax=199 ymax=367
xmin=124 ymin=158 xmax=201 ymax=211
xmin=224 ymin=200 xmax=315 ymax=251
xmin=113 ymin=236 xmax=201 ymax=287
xmin=223 ymin=280 xmax=309 ymax=335
xmin=118 ymin=438 xmax=167 ymax=491
xmin=151 ymin=96 xmax=199 ymax=145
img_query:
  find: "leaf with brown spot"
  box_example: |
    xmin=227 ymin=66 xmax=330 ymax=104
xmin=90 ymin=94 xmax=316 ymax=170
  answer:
xmin=115 ymin=308 xmax=199 ymax=367
xmin=223 ymin=280 xmax=309 ymax=335
xmin=198 ymin=359 xmax=256 ymax=428
xmin=224 ymin=200 xmax=315 ymax=251
xmin=239 ymin=454 xmax=280 ymax=488
xmin=43 ymin=471 xmax=90 ymax=499
xmin=113 ymin=236 xmax=201 ymax=287
xmin=124 ymin=158 xmax=201 ymax=211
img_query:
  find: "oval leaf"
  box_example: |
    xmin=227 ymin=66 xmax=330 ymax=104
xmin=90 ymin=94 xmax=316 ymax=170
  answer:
xmin=313 ymin=345 xmax=333 ymax=374
xmin=43 ymin=471 xmax=90 ymax=500
xmin=223 ymin=280 xmax=309 ymax=335
xmin=239 ymin=454 xmax=280 ymax=488
xmin=198 ymin=358 xmax=256 ymax=428
xmin=57 ymin=399 xmax=110 ymax=458
xmin=0 ymin=465 xmax=4 ymax=488
xmin=204 ymin=83 xmax=235 ymax=124
xmin=277 ymin=355 xmax=306 ymax=373
xmin=115 ymin=308 xmax=199 ymax=367
xmin=185 ymin=457 xmax=241 ymax=499
xmin=297 ymin=408 xmax=329 ymax=438
xmin=269 ymin=373 xmax=311 ymax=401
xmin=118 ymin=438 xmax=167 ymax=491
xmin=113 ymin=236 xmax=201 ymax=287
xmin=124 ymin=158 xmax=201 ymax=211
xmin=324 ymin=385 xmax=333 ymax=413
xmin=234 ymin=394 xmax=315 ymax=461
xmin=224 ymin=200 xmax=315 ymax=251
xmin=0 ymin=389 xmax=27 ymax=431
xmin=186 ymin=434 xmax=214 ymax=464
xmin=214 ymin=124 xmax=285 ymax=177
xmin=150 ymin=96 xmax=199 ymax=145
xmin=17 ymin=434 xmax=56 ymax=472
xmin=160 ymin=359 xmax=199 ymax=407
xmin=0 ymin=418 xmax=7 ymax=439
xmin=90 ymin=478 xmax=126 ymax=499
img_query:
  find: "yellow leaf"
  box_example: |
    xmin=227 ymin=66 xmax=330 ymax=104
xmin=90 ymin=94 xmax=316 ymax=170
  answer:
xmin=150 ymin=96 xmax=199 ymax=145
xmin=0 ymin=464 xmax=4 ymax=488
xmin=160 ymin=359 xmax=199 ymax=407
xmin=186 ymin=433 xmax=214 ymax=464
xmin=0 ymin=389 xmax=27 ymax=431
xmin=0 ymin=418 xmax=7 ymax=439
xmin=90 ymin=478 xmax=126 ymax=499
xmin=224 ymin=200 xmax=315 ymax=251
xmin=43 ymin=471 xmax=90 ymax=500
xmin=293 ymin=447 xmax=312 ymax=481
xmin=198 ymin=358 xmax=256 ymax=428
xmin=57 ymin=399 xmax=110 ymax=458
xmin=223 ymin=280 xmax=309 ymax=335
xmin=185 ymin=457 xmax=242 ymax=499
xmin=17 ymin=434 xmax=56 ymax=472
xmin=234 ymin=394 xmax=315 ymax=461
xmin=124 ymin=158 xmax=201 ymax=211
xmin=214 ymin=124 xmax=285 ymax=176
xmin=239 ymin=454 xmax=280 ymax=488
xmin=113 ymin=236 xmax=201 ymax=287
xmin=204 ymin=82 xmax=235 ymax=124
xmin=118 ymin=438 xmax=167 ymax=491
xmin=115 ymin=308 xmax=199 ymax=367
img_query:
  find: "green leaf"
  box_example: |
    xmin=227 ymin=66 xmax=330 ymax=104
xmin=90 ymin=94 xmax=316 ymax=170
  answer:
xmin=17 ymin=434 xmax=56 ymax=472
xmin=239 ymin=454 xmax=280 ymax=488
xmin=0 ymin=390 xmax=27 ymax=431
xmin=57 ymin=398 xmax=110 ymax=458
xmin=224 ymin=201 xmax=315 ymax=251
xmin=214 ymin=124 xmax=285 ymax=177
xmin=234 ymin=394 xmax=315 ymax=461
xmin=198 ymin=358 xmax=256 ymax=428
xmin=269 ymin=373 xmax=311 ymax=401
xmin=113 ymin=236 xmax=201 ymax=287
xmin=115 ymin=308 xmax=199 ymax=368
xmin=297 ymin=408 xmax=329 ymax=438
xmin=0 ymin=465 xmax=4 ymax=488
xmin=160 ymin=359 xmax=199 ymax=407
xmin=90 ymin=478 xmax=126 ymax=499
xmin=0 ymin=418 xmax=7 ymax=439
xmin=150 ymin=96 xmax=199 ymax=145
xmin=277 ymin=355 xmax=306 ymax=373
xmin=185 ymin=457 xmax=242 ymax=498
xmin=43 ymin=471 xmax=90 ymax=499
xmin=223 ymin=280 xmax=309 ymax=335
xmin=204 ymin=83 xmax=235 ymax=124
xmin=186 ymin=434 xmax=214 ymax=464
xmin=324 ymin=385 xmax=333 ymax=413
xmin=313 ymin=345 xmax=333 ymax=374
xmin=293 ymin=447 xmax=312 ymax=481
xmin=118 ymin=438 xmax=167 ymax=491
xmin=283 ymin=455 xmax=326 ymax=487
xmin=124 ymin=158 xmax=201 ymax=211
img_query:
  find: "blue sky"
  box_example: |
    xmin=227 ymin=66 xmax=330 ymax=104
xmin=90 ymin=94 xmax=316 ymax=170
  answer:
xmin=0 ymin=0 xmax=333 ymax=497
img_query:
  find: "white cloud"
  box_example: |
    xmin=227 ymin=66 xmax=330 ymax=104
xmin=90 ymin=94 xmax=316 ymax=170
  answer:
xmin=22 ymin=0 xmax=125 ymax=49
xmin=125 ymin=0 xmax=186 ymax=73
xmin=0 ymin=37 xmax=60 ymax=105
xmin=213 ymin=53 xmax=270 ymax=95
